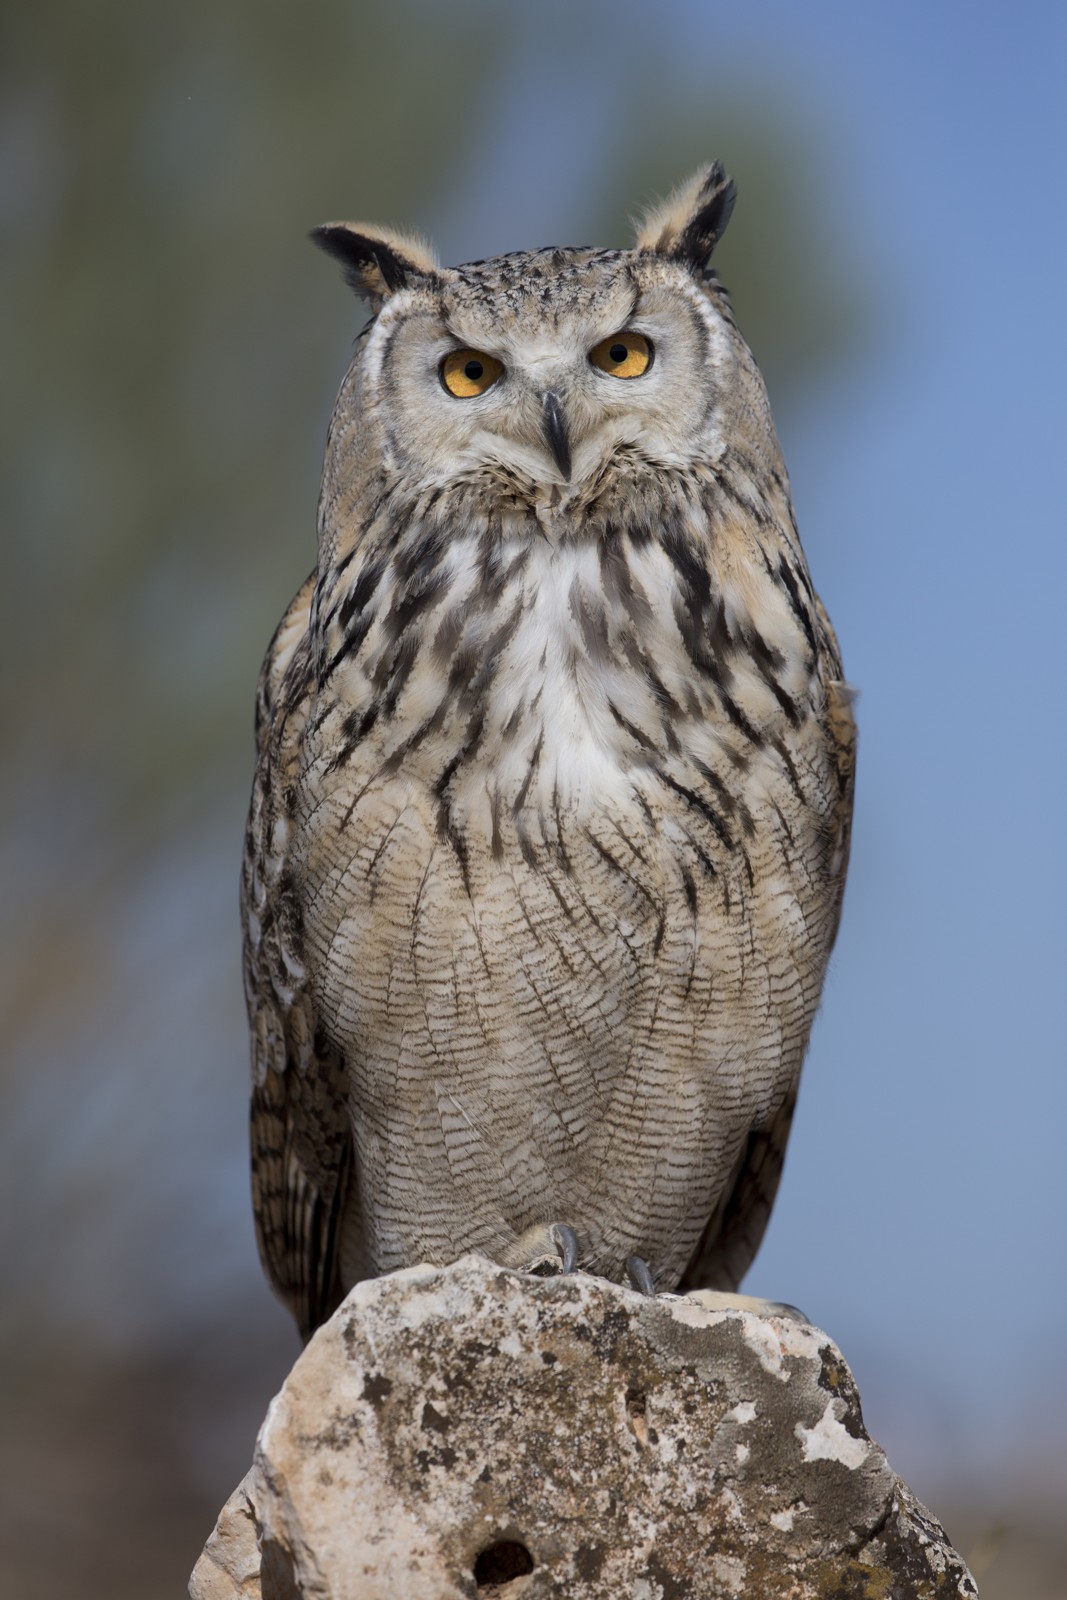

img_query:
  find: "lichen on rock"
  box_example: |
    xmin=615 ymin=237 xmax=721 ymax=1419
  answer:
xmin=190 ymin=1256 xmax=977 ymax=1598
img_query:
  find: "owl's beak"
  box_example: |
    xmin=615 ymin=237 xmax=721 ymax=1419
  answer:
xmin=540 ymin=390 xmax=572 ymax=482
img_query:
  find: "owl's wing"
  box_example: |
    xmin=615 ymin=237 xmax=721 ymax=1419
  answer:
xmin=243 ymin=574 xmax=356 ymax=1342
xmin=680 ymin=619 xmax=857 ymax=1294
xmin=676 ymin=1085 xmax=798 ymax=1293
xmin=815 ymin=600 xmax=858 ymax=947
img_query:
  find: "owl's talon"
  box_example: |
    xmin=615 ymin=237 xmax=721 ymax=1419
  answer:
xmin=682 ymin=1289 xmax=810 ymax=1325
xmin=551 ymin=1223 xmax=579 ymax=1274
xmin=506 ymin=1221 xmax=580 ymax=1277
xmin=625 ymin=1255 xmax=657 ymax=1296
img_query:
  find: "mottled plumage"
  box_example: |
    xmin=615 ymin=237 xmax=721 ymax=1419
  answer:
xmin=243 ymin=165 xmax=855 ymax=1341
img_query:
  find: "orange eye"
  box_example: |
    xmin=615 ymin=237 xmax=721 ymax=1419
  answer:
xmin=589 ymin=330 xmax=653 ymax=378
xmin=440 ymin=348 xmax=504 ymax=397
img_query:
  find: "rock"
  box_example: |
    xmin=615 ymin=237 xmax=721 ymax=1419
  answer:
xmin=189 ymin=1472 xmax=262 ymax=1600
xmin=190 ymin=1256 xmax=977 ymax=1598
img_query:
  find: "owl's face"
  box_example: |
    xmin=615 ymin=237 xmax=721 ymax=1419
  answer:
xmin=313 ymin=165 xmax=759 ymax=515
xmin=360 ymin=250 xmax=735 ymax=496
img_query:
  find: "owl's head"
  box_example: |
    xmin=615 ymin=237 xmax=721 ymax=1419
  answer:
xmin=313 ymin=165 xmax=767 ymax=514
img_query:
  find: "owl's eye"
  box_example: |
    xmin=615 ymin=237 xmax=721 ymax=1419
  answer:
xmin=440 ymin=348 xmax=504 ymax=398
xmin=589 ymin=331 xmax=653 ymax=379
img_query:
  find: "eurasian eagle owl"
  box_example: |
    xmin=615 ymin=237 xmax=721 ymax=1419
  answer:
xmin=243 ymin=164 xmax=855 ymax=1340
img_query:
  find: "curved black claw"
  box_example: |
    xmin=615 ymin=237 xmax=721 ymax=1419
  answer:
xmin=514 ymin=1220 xmax=581 ymax=1277
xmin=625 ymin=1255 xmax=657 ymax=1296
xmin=550 ymin=1223 xmax=579 ymax=1275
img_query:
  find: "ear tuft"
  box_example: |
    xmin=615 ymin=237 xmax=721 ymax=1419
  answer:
xmin=634 ymin=163 xmax=737 ymax=270
xmin=310 ymin=223 xmax=439 ymax=307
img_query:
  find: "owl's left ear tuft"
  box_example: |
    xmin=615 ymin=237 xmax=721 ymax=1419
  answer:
xmin=310 ymin=223 xmax=439 ymax=307
xmin=634 ymin=163 xmax=737 ymax=270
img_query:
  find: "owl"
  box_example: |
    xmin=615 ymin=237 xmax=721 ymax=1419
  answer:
xmin=243 ymin=164 xmax=855 ymax=1342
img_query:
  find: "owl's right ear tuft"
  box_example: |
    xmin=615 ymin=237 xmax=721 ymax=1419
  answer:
xmin=634 ymin=163 xmax=737 ymax=270
xmin=310 ymin=223 xmax=439 ymax=307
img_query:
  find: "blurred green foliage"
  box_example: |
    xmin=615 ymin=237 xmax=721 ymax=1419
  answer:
xmin=2 ymin=3 xmax=511 ymax=831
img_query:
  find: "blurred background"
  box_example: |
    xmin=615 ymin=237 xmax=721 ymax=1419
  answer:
xmin=2 ymin=1 xmax=1064 ymax=1595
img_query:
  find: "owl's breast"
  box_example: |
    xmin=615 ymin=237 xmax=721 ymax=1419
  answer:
xmin=300 ymin=507 xmax=844 ymax=1070
xmin=299 ymin=671 xmax=838 ymax=1092
xmin=296 ymin=719 xmax=830 ymax=1270
xmin=292 ymin=504 xmax=845 ymax=1286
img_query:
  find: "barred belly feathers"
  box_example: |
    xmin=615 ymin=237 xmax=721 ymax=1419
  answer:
xmin=243 ymin=165 xmax=855 ymax=1341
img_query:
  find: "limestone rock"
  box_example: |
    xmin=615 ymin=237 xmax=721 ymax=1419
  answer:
xmin=190 ymin=1472 xmax=262 ymax=1599
xmin=190 ymin=1256 xmax=977 ymax=1598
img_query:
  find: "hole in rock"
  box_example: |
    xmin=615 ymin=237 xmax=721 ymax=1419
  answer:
xmin=473 ymin=1538 xmax=535 ymax=1587
xmin=625 ymin=1387 xmax=650 ymax=1448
